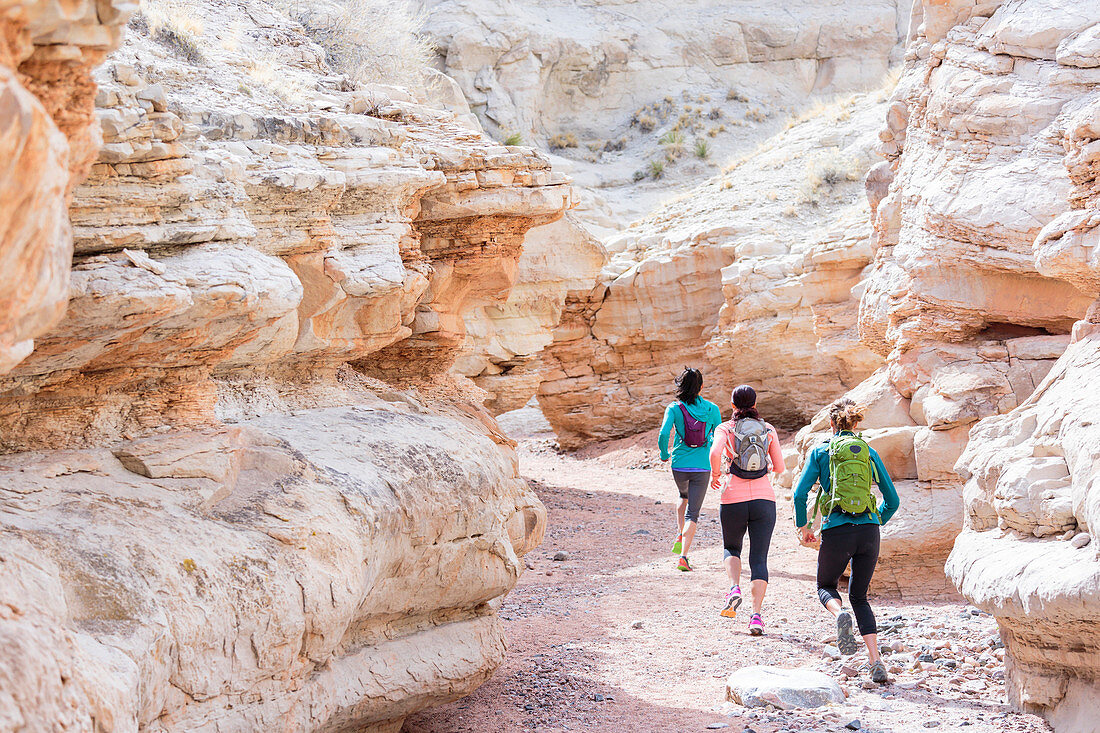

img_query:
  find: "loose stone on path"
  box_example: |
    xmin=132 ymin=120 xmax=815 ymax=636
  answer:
xmin=726 ymin=666 xmax=845 ymax=710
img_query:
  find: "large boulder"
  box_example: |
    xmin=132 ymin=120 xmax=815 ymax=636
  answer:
xmin=726 ymin=666 xmax=845 ymax=710
xmin=0 ymin=403 xmax=544 ymax=731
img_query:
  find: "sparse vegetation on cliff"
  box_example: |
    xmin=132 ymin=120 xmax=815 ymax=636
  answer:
xmin=275 ymin=0 xmax=432 ymax=87
xmin=130 ymin=0 xmax=207 ymax=63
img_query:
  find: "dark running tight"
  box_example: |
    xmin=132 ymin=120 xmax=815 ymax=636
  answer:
xmin=817 ymin=522 xmax=881 ymax=636
xmin=719 ymin=499 xmax=776 ymax=582
xmin=672 ymin=470 xmax=709 ymax=523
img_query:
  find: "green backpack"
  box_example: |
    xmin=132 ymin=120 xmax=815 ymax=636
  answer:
xmin=814 ymin=433 xmax=879 ymax=519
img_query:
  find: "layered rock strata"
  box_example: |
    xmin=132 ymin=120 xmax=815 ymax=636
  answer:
xmin=0 ymin=0 xmax=134 ymax=375
xmin=538 ymin=92 xmax=890 ymax=448
xmin=455 ymin=213 xmax=608 ymax=414
xmin=787 ymin=0 xmax=1098 ymax=607
xmin=941 ymin=1 xmax=1100 ymax=728
xmin=421 ymin=0 xmax=913 ymax=143
xmin=0 ymin=1 xmax=562 ymax=729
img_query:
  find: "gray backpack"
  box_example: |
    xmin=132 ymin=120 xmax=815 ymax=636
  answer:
xmin=726 ymin=418 xmax=771 ymax=480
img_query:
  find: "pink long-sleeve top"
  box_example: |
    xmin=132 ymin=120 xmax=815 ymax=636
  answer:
xmin=710 ymin=420 xmax=784 ymax=504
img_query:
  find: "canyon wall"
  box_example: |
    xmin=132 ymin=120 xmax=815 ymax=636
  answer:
xmin=773 ymin=0 xmax=1099 ymax=726
xmin=538 ymin=92 xmax=890 ymax=447
xmin=421 ymin=0 xmax=914 ymax=143
xmin=939 ymin=1 xmax=1100 ymax=729
xmin=788 ymin=0 xmax=1098 ymax=600
xmin=0 ymin=1 xmax=563 ymax=729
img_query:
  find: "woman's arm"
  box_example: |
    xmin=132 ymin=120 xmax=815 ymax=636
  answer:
xmin=870 ymin=448 xmax=900 ymax=523
xmin=767 ymin=427 xmax=784 ymax=476
xmin=657 ymin=404 xmax=675 ymax=461
xmin=709 ymin=424 xmax=727 ymax=489
xmin=792 ymin=447 xmax=821 ymax=528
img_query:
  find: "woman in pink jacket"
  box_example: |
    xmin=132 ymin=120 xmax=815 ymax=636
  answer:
xmin=709 ymin=385 xmax=784 ymax=635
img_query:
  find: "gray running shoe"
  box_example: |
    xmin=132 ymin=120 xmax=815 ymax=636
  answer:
xmin=870 ymin=660 xmax=888 ymax=684
xmin=836 ymin=610 xmax=859 ymax=655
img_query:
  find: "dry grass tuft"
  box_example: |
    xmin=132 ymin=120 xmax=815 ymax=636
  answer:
xmin=549 ymin=132 xmax=579 ymax=150
xmin=798 ymin=148 xmax=865 ymax=205
xmin=745 ymin=107 xmax=768 ymax=123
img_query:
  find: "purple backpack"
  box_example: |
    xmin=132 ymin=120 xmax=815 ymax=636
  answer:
xmin=678 ymin=402 xmax=708 ymax=448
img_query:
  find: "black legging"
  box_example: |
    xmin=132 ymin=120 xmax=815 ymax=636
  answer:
xmin=817 ymin=523 xmax=880 ymax=635
xmin=720 ymin=499 xmax=776 ymax=582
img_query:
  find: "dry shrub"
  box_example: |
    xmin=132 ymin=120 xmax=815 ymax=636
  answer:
xmin=745 ymin=107 xmax=767 ymax=123
xmin=634 ymin=113 xmax=657 ymax=132
xmin=275 ymin=0 xmax=432 ymax=87
xmin=131 ymin=0 xmax=206 ymax=63
xmin=798 ymin=148 xmax=865 ymax=205
xmin=549 ymin=132 xmax=579 ymax=149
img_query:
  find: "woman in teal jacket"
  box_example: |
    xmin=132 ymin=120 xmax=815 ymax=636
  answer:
xmin=794 ymin=398 xmax=900 ymax=684
xmin=658 ymin=367 xmax=722 ymax=572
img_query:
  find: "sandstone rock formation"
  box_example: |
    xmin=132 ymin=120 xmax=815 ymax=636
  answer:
xmin=421 ymin=0 xmax=913 ymax=144
xmin=786 ymin=0 xmax=1098 ymax=606
xmin=947 ymin=328 xmax=1100 ymax=733
xmin=0 ymin=1 xmax=563 ymax=729
xmin=936 ymin=1 xmax=1100 ymax=729
xmin=538 ymin=92 xmax=890 ymax=448
xmin=0 ymin=0 xmax=133 ymax=376
xmin=455 ymin=213 xmax=608 ymax=414
xmin=0 ymin=400 xmax=545 ymax=732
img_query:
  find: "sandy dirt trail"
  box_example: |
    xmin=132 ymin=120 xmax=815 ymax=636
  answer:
xmin=404 ymin=410 xmax=1051 ymax=733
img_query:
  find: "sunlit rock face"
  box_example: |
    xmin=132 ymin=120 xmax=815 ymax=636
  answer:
xmin=782 ymin=0 xmax=1100 ymax=727
xmin=0 ymin=0 xmax=134 ymax=376
xmin=421 ymin=0 xmax=914 ymax=142
xmin=0 ymin=1 xmax=562 ymax=729
xmin=454 ymin=212 xmax=608 ymax=415
xmin=940 ymin=0 xmax=1100 ymax=728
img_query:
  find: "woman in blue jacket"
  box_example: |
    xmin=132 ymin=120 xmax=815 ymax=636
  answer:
xmin=658 ymin=367 xmax=722 ymax=572
xmin=793 ymin=398 xmax=900 ymax=684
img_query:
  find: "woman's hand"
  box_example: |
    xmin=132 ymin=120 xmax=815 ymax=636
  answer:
xmin=798 ymin=525 xmax=818 ymax=548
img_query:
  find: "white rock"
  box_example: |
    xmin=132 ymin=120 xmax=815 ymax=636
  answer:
xmin=726 ymin=666 xmax=846 ymax=710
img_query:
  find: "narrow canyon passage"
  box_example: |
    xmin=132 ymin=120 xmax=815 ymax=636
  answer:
xmin=404 ymin=408 xmax=1052 ymax=733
